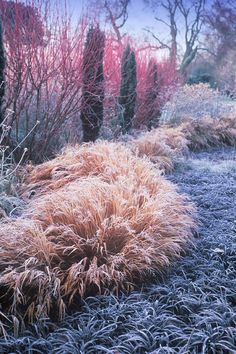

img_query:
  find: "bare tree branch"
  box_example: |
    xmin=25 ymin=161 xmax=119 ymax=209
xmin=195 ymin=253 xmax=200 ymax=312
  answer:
xmin=93 ymin=0 xmax=130 ymax=42
xmin=143 ymin=28 xmax=171 ymax=50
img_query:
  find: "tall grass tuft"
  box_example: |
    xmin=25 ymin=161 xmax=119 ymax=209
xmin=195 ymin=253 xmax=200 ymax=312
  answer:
xmin=131 ymin=125 xmax=189 ymax=169
xmin=182 ymin=116 xmax=236 ymax=150
xmin=0 ymin=141 xmax=196 ymax=326
xmin=23 ymin=141 xmax=165 ymax=196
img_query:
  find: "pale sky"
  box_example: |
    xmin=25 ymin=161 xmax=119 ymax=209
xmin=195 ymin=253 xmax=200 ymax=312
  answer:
xmin=67 ymin=0 xmax=163 ymax=39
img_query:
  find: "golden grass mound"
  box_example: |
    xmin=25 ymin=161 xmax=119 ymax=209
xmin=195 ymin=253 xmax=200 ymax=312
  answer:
xmin=183 ymin=116 xmax=236 ymax=150
xmin=131 ymin=116 xmax=236 ymax=163
xmin=23 ymin=141 xmax=165 ymax=197
xmin=132 ymin=125 xmax=189 ymax=169
xmin=0 ymin=143 xmax=196 ymax=325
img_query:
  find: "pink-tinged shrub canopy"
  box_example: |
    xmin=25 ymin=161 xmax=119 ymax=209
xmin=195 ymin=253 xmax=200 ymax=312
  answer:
xmin=0 ymin=0 xmax=45 ymax=46
xmin=104 ymin=33 xmax=180 ymax=128
xmin=1 ymin=0 xmax=89 ymax=160
xmin=1 ymin=0 xmax=180 ymax=160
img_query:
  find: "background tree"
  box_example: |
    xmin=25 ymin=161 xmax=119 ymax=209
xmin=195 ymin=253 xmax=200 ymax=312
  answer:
xmin=104 ymin=0 xmax=130 ymax=43
xmin=89 ymin=0 xmax=130 ymax=43
xmin=204 ymin=0 xmax=236 ymax=63
xmin=143 ymin=59 xmax=159 ymax=129
xmin=197 ymin=0 xmax=236 ymax=93
xmin=187 ymin=60 xmax=216 ymax=87
xmin=119 ymin=44 xmax=137 ymax=133
xmin=144 ymin=0 xmax=206 ymax=75
xmin=81 ymin=26 xmax=105 ymax=142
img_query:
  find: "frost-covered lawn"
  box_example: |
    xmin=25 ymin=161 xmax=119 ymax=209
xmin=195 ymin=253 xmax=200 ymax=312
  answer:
xmin=1 ymin=148 xmax=235 ymax=354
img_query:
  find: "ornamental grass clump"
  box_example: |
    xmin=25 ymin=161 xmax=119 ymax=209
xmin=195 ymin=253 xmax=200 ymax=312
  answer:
xmin=182 ymin=115 xmax=236 ymax=150
xmin=0 ymin=143 xmax=196 ymax=326
xmin=137 ymin=113 xmax=236 ymax=158
xmin=131 ymin=125 xmax=189 ymax=169
xmin=23 ymin=141 xmax=166 ymax=196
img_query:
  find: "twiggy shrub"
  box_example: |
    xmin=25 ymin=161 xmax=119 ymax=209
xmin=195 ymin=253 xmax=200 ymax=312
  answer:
xmin=0 ymin=18 xmax=5 ymax=131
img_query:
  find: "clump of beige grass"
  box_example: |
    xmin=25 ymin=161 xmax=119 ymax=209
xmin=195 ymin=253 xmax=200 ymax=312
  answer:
xmin=0 ymin=164 xmax=195 ymax=325
xmin=131 ymin=125 xmax=189 ymax=169
xmin=22 ymin=141 xmax=166 ymax=197
xmin=130 ymin=115 xmax=235 ymax=163
xmin=182 ymin=116 xmax=236 ymax=150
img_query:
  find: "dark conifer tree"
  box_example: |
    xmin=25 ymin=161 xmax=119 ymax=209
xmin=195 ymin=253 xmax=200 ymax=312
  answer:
xmin=119 ymin=44 xmax=137 ymax=133
xmin=81 ymin=26 xmax=105 ymax=142
xmin=144 ymin=60 xmax=160 ymax=129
